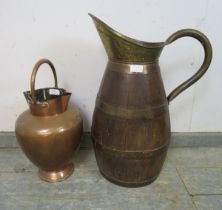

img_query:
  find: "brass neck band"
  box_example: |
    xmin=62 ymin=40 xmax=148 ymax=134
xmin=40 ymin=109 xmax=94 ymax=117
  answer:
xmin=96 ymin=98 xmax=167 ymax=120
xmin=107 ymin=60 xmax=159 ymax=75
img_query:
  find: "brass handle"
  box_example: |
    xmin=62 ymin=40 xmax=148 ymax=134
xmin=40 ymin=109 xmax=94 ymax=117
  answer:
xmin=165 ymin=29 xmax=212 ymax=103
xmin=31 ymin=59 xmax=58 ymax=103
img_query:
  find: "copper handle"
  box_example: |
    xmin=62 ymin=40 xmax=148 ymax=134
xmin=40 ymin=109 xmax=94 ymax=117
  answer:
xmin=165 ymin=29 xmax=212 ymax=103
xmin=31 ymin=59 xmax=58 ymax=103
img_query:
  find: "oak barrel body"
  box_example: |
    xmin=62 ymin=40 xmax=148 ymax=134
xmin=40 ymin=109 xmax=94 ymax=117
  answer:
xmin=92 ymin=61 xmax=171 ymax=187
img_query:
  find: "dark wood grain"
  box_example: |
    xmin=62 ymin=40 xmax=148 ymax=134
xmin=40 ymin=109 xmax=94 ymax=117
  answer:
xmin=92 ymin=61 xmax=170 ymax=187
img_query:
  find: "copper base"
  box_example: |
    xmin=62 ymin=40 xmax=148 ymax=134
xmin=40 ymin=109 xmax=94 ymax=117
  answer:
xmin=39 ymin=163 xmax=74 ymax=183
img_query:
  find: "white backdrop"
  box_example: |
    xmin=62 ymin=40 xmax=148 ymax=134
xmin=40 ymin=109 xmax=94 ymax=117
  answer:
xmin=0 ymin=0 xmax=221 ymax=132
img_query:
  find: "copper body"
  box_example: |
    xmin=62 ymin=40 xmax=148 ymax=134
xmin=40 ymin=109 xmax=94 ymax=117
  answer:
xmin=15 ymin=59 xmax=83 ymax=182
xmin=90 ymin=15 xmax=212 ymax=187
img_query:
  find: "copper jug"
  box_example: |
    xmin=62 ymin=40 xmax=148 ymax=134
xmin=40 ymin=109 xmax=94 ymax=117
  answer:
xmin=15 ymin=59 xmax=83 ymax=182
xmin=89 ymin=14 xmax=212 ymax=187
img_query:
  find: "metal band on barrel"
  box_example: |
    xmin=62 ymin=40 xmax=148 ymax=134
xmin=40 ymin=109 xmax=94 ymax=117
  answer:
xmin=107 ymin=60 xmax=158 ymax=75
xmin=91 ymin=135 xmax=169 ymax=159
xmin=96 ymin=98 xmax=167 ymax=120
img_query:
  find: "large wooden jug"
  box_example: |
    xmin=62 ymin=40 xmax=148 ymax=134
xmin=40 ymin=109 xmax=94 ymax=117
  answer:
xmin=90 ymin=14 xmax=212 ymax=187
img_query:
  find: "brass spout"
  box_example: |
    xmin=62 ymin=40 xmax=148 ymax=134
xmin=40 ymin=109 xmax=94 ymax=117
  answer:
xmin=89 ymin=13 xmax=164 ymax=63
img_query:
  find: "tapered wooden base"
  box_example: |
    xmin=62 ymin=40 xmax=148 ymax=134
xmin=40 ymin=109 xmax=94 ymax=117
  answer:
xmin=100 ymin=169 xmax=159 ymax=188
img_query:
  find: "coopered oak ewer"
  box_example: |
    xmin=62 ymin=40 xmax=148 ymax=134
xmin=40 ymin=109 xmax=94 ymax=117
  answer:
xmin=89 ymin=14 xmax=212 ymax=187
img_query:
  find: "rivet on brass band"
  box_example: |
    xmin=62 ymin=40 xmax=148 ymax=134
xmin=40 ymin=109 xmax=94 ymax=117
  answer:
xmin=107 ymin=60 xmax=158 ymax=75
xmin=92 ymin=135 xmax=169 ymax=160
xmin=96 ymin=98 xmax=167 ymax=120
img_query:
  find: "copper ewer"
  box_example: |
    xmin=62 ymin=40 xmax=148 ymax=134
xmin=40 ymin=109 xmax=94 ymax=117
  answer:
xmin=15 ymin=59 xmax=83 ymax=182
xmin=90 ymin=14 xmax=212 ymax=187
